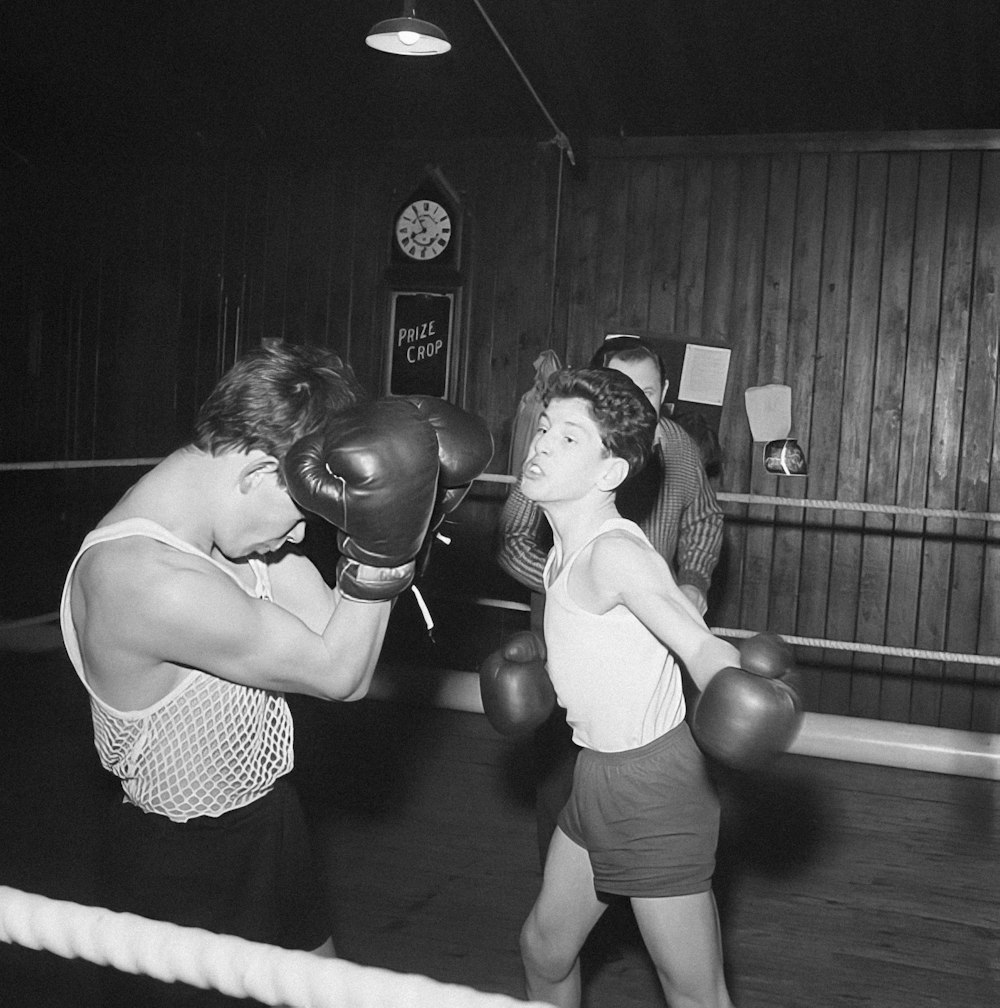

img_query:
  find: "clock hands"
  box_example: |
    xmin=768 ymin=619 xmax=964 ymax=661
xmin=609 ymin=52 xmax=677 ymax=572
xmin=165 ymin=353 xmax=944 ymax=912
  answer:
xmin=396 ymin=198 xmax=451 ymax=261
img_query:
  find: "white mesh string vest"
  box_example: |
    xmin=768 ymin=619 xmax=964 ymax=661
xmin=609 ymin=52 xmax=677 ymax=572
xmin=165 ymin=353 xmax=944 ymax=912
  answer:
xmin=60 ymin=517 xmax=294 ymax=823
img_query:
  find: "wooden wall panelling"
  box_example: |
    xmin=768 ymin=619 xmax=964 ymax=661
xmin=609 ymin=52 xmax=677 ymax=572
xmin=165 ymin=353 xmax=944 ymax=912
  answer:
xmin=713 ymin=155 xmax=769 ymax=636
xmin=914 ymin=151 xmax=979 ymax=725
xmin=170 ymin=162 xmax=209 ymax=441
xmin=103 ymin=167 xmax=180 ymax=458
xmin=151 ymin=163 xmax=202 ymax=450
xmin=646 ymin=159 xmax=686 ymax=337
xmin=318 ymin=162 xmax=363 ymax=359
xmin=509 ymin=148 xmax=561 ymax=438
xmin=770 ymin=153 xmax=826 ymax=661
xmin=559 ymin=157 xmax=606 ymax=365
xmin=252 ymin=165 xmax=295 ymax=357
xmin=883 ymin=152 xmax=949 ymax=722
xmin=485 ymin=147 xmax=536 ymax=462
xmin=795 ymin=153 xmax=856 ymax=706
xmin=854 ymin=153 xmax=919 ymax=720
xmin=619 ymin=158 xmax=659 ymax=332
xmin=702 ymin=156 xmax=741 ymax=349
xmin=824 ymin=152 xmax=887 ymax=715
xmin=541 ymin=151 xmax=572 ymax=377
xmin=586 ymin=154 xmax=631 ymax=358
xmin=350 ymin=156 xmax=393 ymax=393
xmin=279 ymin=167 xmax=330 ymax=349
xmin=181 ymin=165 xmax=238 ymax=412
xmin=941 ymin=152 xmax=987 ymax=730
xmin=460 ymin=151 xmax=504 ymax=439
xmin=970 ymin=151 xmax=1000 ymax=734
xmin=977 ymin=157 xmax=1000 ymax=734
xmin=698 ymin=155 xmax=740 ymax=617
xmin=954 ymin=149 xmax=1000 ymax=731
xmin=674 ymin=157 xmax=711 ymax=345
xmin=83 ymin=238 xmax=116 ymax=459
xmin=84 ymin=174 xmax=125 ymax=460
xmin=738 ymin=155 xmax=797 ymax=639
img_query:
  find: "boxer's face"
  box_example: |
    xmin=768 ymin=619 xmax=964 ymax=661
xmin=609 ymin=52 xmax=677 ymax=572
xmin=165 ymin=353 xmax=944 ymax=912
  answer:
xmin=521 ymin=397 xmax=623 ymax=505
xmin=223 ymin=456 xmax=307 ymax=560
xmin=247 ymin=480 xmax=307 ymax=558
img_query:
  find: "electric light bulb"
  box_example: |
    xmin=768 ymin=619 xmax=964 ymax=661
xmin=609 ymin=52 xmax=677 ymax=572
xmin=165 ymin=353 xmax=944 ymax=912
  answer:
xmin=398 ymin=30 xmax=420 ymax=45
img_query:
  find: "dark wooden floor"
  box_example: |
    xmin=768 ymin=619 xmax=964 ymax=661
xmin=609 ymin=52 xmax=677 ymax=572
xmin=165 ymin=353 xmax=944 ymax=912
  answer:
xmin=1 ymin=648 xmax=997 ymax=1007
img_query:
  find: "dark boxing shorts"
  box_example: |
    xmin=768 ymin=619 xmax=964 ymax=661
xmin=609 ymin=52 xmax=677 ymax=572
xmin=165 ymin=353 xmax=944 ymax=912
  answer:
xmin=101 ymin=775 xmax=329 ymax=952
xmin=558 ymin=720 xmax=719 ymax=899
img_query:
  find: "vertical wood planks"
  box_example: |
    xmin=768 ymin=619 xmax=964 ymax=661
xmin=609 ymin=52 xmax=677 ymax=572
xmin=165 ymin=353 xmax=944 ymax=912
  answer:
xmin=714 ymin=156 xmax=769 ymax=635
xmin=6 ymin=134 xmax=1000 ymax=732
xmin=798 ymin=153 xmax=856 ymax=707
xmin=825 ymin=152 xmax=887 ymax=714
xmin=957 ymin=150 xmax=999 ymax=731
xmin=739 ymin=155 xmax=798 ymax=638
xmin=854 ymin=153 xmax=919 ymax=718
xmin=884 ymin=152 xmax=948 ymax=721
xmin=770 ymin=153 xmax=826 ymax=657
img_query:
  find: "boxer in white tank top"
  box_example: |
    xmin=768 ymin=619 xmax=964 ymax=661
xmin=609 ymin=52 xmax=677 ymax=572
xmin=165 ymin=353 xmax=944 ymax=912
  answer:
xmin=517 ymin=367 xmax=740 ymax=1008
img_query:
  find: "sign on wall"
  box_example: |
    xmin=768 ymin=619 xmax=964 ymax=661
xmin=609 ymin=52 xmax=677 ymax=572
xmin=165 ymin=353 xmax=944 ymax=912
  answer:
xmin=386 ymin=291 xmax=454 ymax=398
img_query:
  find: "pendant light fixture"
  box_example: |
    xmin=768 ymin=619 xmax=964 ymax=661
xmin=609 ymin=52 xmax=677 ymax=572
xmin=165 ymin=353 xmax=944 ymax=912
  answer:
xmin=364 ymin=0 xmax=575 ymax=167
xmin=365 ymin=3 xmax=451 ymax=56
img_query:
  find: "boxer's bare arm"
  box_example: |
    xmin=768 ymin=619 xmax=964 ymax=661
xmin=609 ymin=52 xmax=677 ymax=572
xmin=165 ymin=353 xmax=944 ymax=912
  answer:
xmin=71 ymin=537 xmax=389 ymax=708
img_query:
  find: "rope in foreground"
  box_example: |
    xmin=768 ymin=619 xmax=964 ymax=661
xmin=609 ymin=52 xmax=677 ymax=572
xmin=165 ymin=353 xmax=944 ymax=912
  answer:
xmin=0 ymin=886 xmax=546 ymax=1008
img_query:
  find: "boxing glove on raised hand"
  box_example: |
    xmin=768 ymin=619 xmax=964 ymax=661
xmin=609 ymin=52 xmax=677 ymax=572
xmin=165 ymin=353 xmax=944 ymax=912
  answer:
xmin=479 ymin=631 xmax=556 ymax=737
xmin=691 ymin=632 xmax=803 ymax=770
xmin=283 ymin=399 xmax=440 ymax=601
xmin=402 ymin=395 xmax=495 ymax=574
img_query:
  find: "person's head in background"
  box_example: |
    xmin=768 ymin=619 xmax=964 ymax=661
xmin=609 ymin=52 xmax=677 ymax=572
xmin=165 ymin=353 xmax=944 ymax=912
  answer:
xmin=673 ymin=410 xmax=722 ymax=480
xmin=588 ymin=336 xmax=668 ymax=416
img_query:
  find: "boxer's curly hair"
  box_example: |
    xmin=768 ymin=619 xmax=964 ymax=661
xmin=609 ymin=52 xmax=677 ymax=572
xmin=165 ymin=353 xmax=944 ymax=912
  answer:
xmin=542 ymin=367 xmax=657 ymax=479
xmin=193 ymin=339 xmax=367 ymax=460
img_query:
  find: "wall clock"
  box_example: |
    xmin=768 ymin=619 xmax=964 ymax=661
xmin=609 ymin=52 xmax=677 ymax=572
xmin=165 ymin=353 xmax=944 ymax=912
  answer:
xmin=394 ymin=198 xmax=453 ymax=262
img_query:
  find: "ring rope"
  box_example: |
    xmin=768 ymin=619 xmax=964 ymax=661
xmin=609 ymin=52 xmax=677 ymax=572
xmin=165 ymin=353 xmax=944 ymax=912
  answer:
xmin=3 ymin=459 xmax=997 ymax=668
xmin=3 ymin=460 xmax=1000 ymax=524
xmin=714 ymin=492 xmax=1000 ymax=523
xmin=5 ymin=609 xmax=997 ymax=669
xmin=710 ymin=628 xmax=1000 ymax=666
xmin=0 ymin=458 xmax=162 ymax=472
xmin=0 ymin=886 xmax=548 ymax=1008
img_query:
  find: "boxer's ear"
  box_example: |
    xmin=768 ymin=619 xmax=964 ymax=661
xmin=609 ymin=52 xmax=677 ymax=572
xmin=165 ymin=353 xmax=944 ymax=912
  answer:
xmin=597 ymin=455 xmax=630 ymax=493
xmin=237 ymin=453 xmax=280 ymax=493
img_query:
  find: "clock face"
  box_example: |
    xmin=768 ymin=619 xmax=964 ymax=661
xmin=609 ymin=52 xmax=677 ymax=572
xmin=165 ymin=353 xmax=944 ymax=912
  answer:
xmin=395 ymin=199 xmax=452 ymax=261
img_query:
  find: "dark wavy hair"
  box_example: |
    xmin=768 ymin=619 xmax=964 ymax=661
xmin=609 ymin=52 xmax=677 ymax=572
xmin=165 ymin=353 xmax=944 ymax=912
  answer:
xmin=588 ymin=336 xmax=666 ymax=386
xmin=542 ymin=367 xmax=657 ymax=478
xmin=193 ymin=339 xmax=367 ymax=462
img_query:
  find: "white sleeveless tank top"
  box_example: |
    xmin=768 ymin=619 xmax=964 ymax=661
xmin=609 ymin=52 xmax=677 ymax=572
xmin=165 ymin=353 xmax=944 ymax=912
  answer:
xmin=60 ymin=517 xmax=294 ymax=822
xmin=542 ymin=517 xmax=685 ymax=752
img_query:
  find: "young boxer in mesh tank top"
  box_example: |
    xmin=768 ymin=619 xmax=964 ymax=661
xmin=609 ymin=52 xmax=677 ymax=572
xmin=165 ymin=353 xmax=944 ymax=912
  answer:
xmin=61 ymin=339 xmax=492 ymax=1007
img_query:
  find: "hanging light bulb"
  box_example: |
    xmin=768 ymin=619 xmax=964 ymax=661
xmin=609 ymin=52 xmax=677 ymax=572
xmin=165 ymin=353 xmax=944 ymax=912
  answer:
xmin=366 ymin=3 xmax=451 ymax=56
